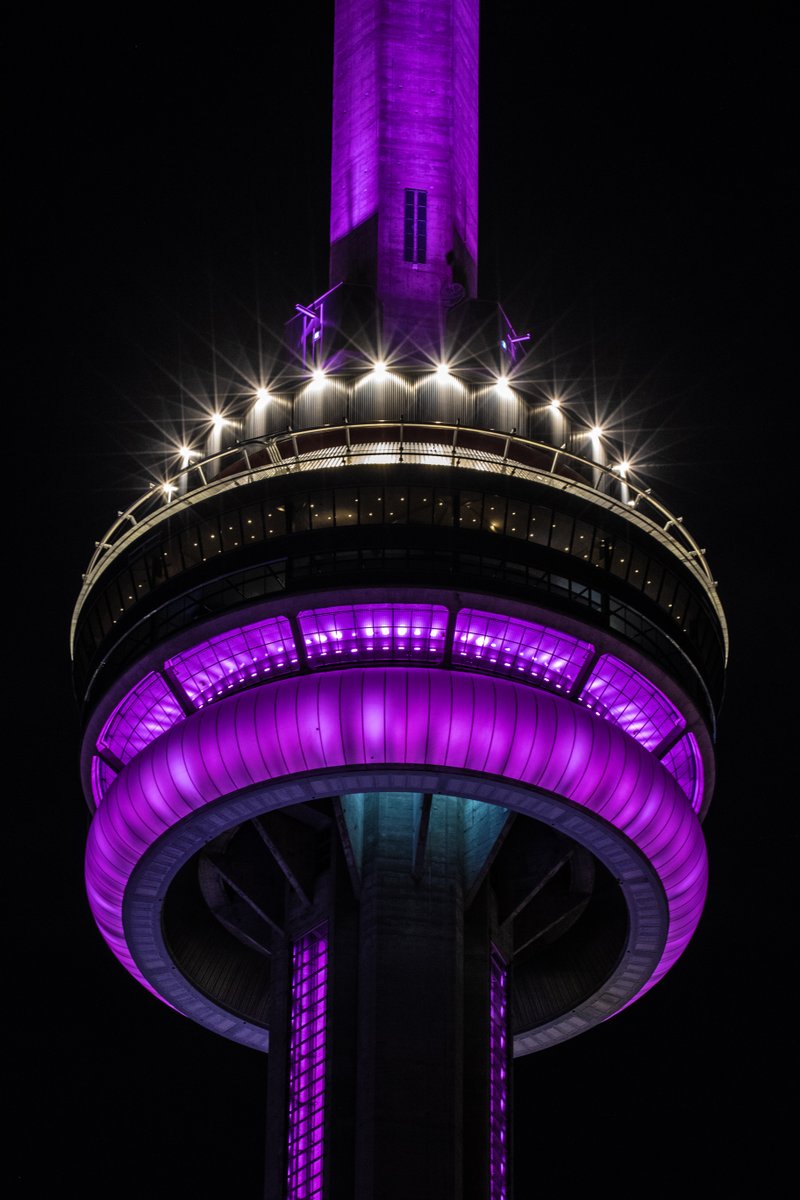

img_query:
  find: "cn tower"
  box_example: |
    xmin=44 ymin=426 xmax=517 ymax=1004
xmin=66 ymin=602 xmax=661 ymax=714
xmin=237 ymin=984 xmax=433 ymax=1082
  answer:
xmin=71 ymin=2 xmax=728 ymax=1196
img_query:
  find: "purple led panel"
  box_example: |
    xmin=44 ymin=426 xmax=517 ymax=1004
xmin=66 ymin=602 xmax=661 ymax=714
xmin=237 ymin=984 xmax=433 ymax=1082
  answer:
xmin=91 ymin=755 xmax=117 ymax=807
xmin=86 ymin=667 xmax=706 ymax=1018
xmin=287 ymin=926 xmax=328 ymax=1200
xmin=165 ymin=615 xmax=297 ymax=709
xmin=661 ymin=732 xmax=704 ymax=814
xmin=579 ymin=654 xmax=685 ymax=752
xmin=453 ymin=608 xmax=593 ymax=691
xmin=96 ymin=671 xmax=184 ymax=766
xmin=489 ymin=949 xmax=509 ymax=1200
xmin=299 ymin=604 xmax=448 ymax=665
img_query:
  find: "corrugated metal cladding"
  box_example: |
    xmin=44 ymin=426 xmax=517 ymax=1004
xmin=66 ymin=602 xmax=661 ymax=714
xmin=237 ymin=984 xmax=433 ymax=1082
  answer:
xmin=244 ymin=395 xmax=292 ymax=439
xmin=350 ymin=375 xmax=413 ymax=423
xmin=475 ymin=385 xmax=526 ymax=435
xmin=293 ymin=379 xmax=349 ymax=429
xmin=414 ymin=377 xmax=475 ymax=425
xmin=205 ymin=375 xmax=577 ymax=453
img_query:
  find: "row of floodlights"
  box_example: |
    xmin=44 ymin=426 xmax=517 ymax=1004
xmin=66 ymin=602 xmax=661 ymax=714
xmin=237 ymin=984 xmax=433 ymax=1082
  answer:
xmin=163 ymin=361 xmax=633 ymax=492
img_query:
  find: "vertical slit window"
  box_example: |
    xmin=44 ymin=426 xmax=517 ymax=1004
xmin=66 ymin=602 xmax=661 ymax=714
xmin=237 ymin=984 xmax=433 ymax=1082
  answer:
xmin=489 ymin=949 xmax=509 ymax=1200
xmin=287 ymin=926 xmax=328 ymax=1200
xmin=404 ymin=188 xmax=427 ymax=263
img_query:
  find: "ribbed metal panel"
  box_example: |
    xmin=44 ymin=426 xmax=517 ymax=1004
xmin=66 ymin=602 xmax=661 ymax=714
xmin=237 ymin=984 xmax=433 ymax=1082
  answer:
xmin=244 ymin=394 xmax=292 ymax=438
xmin=292 ymin=378 xmax=350 ymax=430
xmin=349 ymin=374 xmax=411 ymax=422
xmin=414 ymin=376 xmax=475 ymax=425
xmin=474 ymin=385 xmax=525 ymax=434
xmin=512 ymin=400 xmax=560 ymax=444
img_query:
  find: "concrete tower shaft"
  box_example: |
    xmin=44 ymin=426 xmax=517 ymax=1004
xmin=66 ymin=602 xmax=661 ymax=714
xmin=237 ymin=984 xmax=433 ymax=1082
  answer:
xmin=330 ymin=0 xmax=479 ymax=345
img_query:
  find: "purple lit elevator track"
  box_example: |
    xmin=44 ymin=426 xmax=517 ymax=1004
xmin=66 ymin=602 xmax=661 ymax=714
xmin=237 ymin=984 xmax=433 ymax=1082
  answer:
xmin=489 ymin=950 xmax=509 ymax=1200
xmin=287 ymin=928 xmax=328 ymax=1200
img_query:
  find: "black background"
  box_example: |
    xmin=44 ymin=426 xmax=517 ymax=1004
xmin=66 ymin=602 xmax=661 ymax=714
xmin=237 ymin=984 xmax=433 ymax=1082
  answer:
xmin=9 ymin=3 xmax=795 ymax=1194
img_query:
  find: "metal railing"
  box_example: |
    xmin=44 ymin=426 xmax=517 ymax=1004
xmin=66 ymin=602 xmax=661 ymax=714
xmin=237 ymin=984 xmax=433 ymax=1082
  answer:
xmin=71 ymin=421 xmax=728 ymax=660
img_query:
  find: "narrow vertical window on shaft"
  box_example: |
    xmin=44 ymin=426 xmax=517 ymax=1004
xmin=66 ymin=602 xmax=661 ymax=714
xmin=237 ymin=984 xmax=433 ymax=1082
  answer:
xmin=404 ymin=189 xmax=427 ymax=263
xmin=489 ymin=949 xmax=509 ymax=1200
xmin=286 ymin=926 xmax=329 ymax=1200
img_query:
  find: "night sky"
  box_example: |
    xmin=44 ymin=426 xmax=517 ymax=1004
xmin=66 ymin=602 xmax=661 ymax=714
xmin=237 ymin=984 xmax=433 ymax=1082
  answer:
xmin=10 ymin=4 xmax=794 ymax=1195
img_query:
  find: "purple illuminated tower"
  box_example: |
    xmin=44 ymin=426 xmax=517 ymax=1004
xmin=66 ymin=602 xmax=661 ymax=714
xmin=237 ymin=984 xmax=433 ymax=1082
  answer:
xmin=72 ymin=2 xmax=727 ymax=1197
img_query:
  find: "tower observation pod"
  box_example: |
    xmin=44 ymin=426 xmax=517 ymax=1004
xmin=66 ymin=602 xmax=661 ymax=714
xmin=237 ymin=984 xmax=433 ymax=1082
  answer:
xmin=72 ymin=3 xmax=728 ymax=1197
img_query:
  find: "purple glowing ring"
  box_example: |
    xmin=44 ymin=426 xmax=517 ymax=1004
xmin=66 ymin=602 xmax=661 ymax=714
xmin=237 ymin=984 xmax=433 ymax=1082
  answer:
xmin=86 ymin=667 xmax=706 ymax=1052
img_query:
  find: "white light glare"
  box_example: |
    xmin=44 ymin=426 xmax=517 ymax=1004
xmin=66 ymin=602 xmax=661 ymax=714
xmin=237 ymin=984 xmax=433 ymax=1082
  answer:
xmin=311 ymin=366 xmax=327 ymax=385
xmin=589 ymin=424 xmax=603 ymax=440
xmin=211 ymin=412 xmax=226 ymax=430
xmin=613 ymin=460 xmax=631 ymax=478
xmin=371 ymin=360 xmax=388 ymax=380
xmin=178 ymin=445 xmax=193 ymax=469
xmin=435 ymin=362 xmax=451 ymax=381
xmin=162 ymin=482 xmax=177 ymax=497
xmin=255 ymin=387 xmax=271 ymax=407
xmin=549 ymin=395 xmax=561 ymax=411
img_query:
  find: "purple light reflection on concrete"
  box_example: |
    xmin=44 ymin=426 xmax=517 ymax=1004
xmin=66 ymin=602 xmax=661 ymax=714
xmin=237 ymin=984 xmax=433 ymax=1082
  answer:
xmin=489 ymin=949 xmax=509 ymax=1200
xmin=165 ymin=615 xmax=297 ymax=708
xmin=299 ymin=603 xmax=448 ymax=665
xmin=579 ymin=654 xmax=685 ymax=751
xmin=453 ymin=608 xmax=593 ymax=691
xmin=287 ymin=927 xmax=328 ymax=1200
xmin=96 ymin=671 xmax=184 ymax=766
xmin=329 ymin=0 xmax=479 ymax=322
xmin=85 ymin=667 xmax=707 ymax=1018
xmin=661 ymin=732 xmax=704 ymax=814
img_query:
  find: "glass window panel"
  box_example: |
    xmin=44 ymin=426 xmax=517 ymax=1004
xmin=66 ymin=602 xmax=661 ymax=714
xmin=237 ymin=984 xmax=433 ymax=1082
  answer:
xmin=240 ymin=503 xmax=265 ymax=543
xmin=593 ymin=532 xmax=614 ymax=570
xmin=628 ymin=548 xmax=648 ymax=589
xmin=550 ymin=511 xmax=575 ymax=554
xmin=198 ymin=518 xmax=221 ymax=558
xmin=453 ymin=608 xmax=594 ymax=691
xmin=384 ymin=487 xmax=408 ymax=522
xmin=573 ymin=520 xmax=594 ymax=561
xmin=334 ymin=488 xmax=359 ymax=526
xmin=407 ymin=487 xmax=433 ymax=524
xmin=579 ymin=654 xmax=685 ymax=751
xmin=661 ymin=732 xmax=704 ymax=813
xmin=117 ymin=569 xmax=138 ymax=610
xmin=291 ymin=495 xmax=311 ymax=532
xmin=675 ymin=587 xmax=693 ymax=631
xmin=658 ymin=572 xmax=678 ymax=611
xmin=264 ymin=503 xmax=287 ymax=536
xmin=179 ymin=525 xmax=203 ymax=568
xmin=361 ymin=489 xmax=384 ymax=523
xmin=506 ymin=500 xmax=529 ymax=539
xmin=460 ymin=491 xmax=484 ymax=528
xmin=433 ymin=490 xmax=454 ymax=525
xmin=484 ymin=496 xmax=507 ymax=534
xmin=166 ymin=614 xmax=298 ymax=707
xmin=643 ymin=563 xmax=664 ymax=601
xmin=528 ymin=505 xmax=551 ymax=546
xmin=309 ymin=491 xmax=334 ymax=530
xmin=128 ymin=555 xmax=152 ymax=599
xmin=97 ymin=671 xmax=184 ymax=765
xmin=299 ymin=603 xmax=448 ymax=665
xmin=219 ymin=513 xmax=243 ymax=552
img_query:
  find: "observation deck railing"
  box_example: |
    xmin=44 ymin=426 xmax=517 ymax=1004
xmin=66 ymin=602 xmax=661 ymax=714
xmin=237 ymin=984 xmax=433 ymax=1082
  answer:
xmin=71 ymin=421 xmax=728 ymax=660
